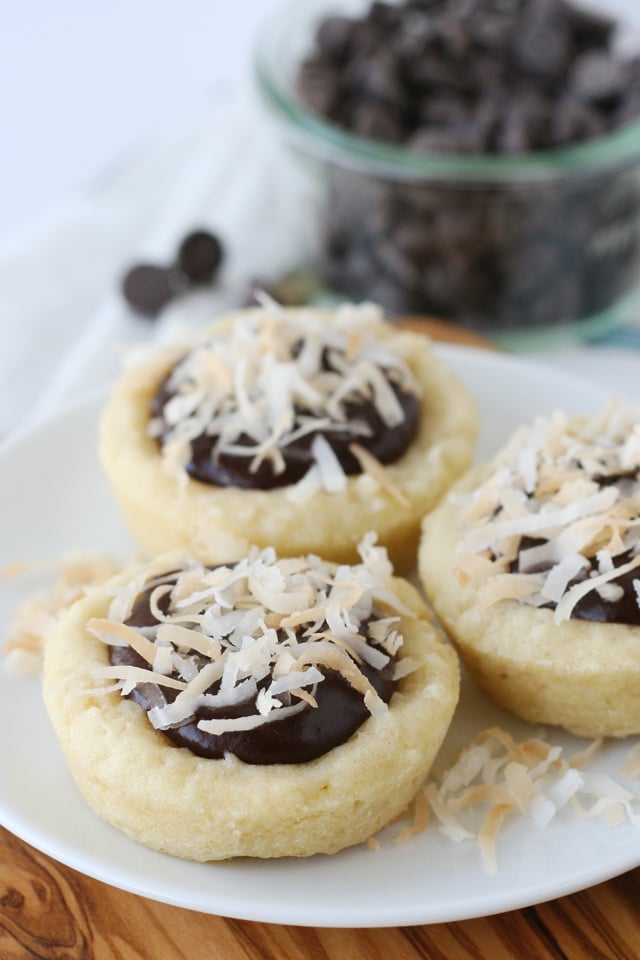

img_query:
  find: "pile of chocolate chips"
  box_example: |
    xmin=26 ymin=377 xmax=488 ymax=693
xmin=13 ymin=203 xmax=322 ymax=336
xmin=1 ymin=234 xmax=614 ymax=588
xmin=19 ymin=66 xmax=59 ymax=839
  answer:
xmin=297 ymin=0 xmax=640 ymax=154
xmin=122 ymin=229 xmax=224 ymax=318
xmin=295 ymin=0 xmax=640 ymax=331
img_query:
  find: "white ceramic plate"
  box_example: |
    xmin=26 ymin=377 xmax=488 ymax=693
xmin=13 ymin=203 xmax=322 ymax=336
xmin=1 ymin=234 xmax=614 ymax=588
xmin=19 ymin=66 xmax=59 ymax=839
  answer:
xmin=1 ymin=346 xmax=639 ymax=928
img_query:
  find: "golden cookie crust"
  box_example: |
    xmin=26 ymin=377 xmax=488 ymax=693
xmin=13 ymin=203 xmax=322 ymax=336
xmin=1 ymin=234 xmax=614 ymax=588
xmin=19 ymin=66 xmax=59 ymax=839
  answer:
xmin=99 ymin=308 xmax=478 ymax=572
xmin=419 ymin=465 xmax=640 ymax=739
xmin=43 ymin=568 xmax=459 ymax=860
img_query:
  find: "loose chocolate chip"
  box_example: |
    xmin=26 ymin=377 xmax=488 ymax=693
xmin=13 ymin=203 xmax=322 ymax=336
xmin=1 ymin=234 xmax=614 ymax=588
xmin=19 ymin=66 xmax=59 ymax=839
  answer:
xmin=177 ymin=230 xmax=224 ymax=285
xmin=121 ymin=265 xmax=175 ymax=318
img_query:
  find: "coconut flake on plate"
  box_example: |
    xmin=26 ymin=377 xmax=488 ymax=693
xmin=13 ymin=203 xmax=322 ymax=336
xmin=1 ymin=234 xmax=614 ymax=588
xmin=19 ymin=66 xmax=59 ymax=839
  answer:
xmin=3 ymin=553 xmax=121 ymax=673
xmin=379 ymin=725 xmax=640 ymax=874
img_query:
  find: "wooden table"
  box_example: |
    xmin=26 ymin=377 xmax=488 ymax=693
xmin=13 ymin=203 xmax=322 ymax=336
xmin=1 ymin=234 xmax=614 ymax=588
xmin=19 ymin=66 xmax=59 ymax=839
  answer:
xmin=2 ymin=319 xmax=639 ymax=959
xmin=0 ymin=821 xmax=638 ymax=959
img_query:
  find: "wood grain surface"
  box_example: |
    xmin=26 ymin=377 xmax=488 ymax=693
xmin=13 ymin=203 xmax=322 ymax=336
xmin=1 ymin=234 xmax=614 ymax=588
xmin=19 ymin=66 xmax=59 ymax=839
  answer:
xmin=1 ymin=824 xmax=639 ymax=959
xmin=2 ymin=318 xmax=639 ymax=959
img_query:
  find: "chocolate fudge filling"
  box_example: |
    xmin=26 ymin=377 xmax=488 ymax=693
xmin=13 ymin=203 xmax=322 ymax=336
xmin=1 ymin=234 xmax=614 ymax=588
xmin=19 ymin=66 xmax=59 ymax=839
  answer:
xmin=504 ymin=467 xmax=640 ymax=625
xmin=150 ymin=345 xmax=420 ymax=490
xmin=109 ymin=581 xmax=396 ymax=764
xmin=512 ymin=528 xmax=640 ymax=626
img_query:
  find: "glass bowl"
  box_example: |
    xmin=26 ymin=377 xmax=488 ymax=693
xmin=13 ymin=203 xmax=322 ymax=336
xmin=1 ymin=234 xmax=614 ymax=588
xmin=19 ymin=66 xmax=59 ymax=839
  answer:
xmin=254 ymin=0 xmax=640 ymax=348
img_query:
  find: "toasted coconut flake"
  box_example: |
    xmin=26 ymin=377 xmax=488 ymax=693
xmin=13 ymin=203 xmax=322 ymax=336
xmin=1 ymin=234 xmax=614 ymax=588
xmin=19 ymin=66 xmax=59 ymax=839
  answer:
xmin=554 ymin=554 xmax=640 ymax=624
xmin=370 ymin=724 xmax=637 ymax=872
xmin=3 ymin=552 xmax=120 ymax=671
xmin=290 ymin=687 xmax=318 ymax=708
xmin=286 ymin=464 xmax=323 ymax=503
xmin=87 ymin=619 xmax=158 ymax=665
xmin=478 ymin=803 xmax=512 ymax=875
xmin=393 ymin=792 xmax=431 ymax=846
xmin=540 ymin=554 xmax=590 ymax=604
xmin=94 ymin=664 xmax=187 ymax=692
xmin=151 ymin=305 xmax=419 ymax=497
xmin=197 ymin=700 xmax=306 ymax=735
xmin=349 ymin=443 xmax=410 ymax=507
xmin=455 ymin=401 xmax=640 ymax=622
xmin=86 ymin=539 xmax=405 ymax=740
xmin=311 ymin=434 xmax=347 ymax=493
xmin=570 ymin=738 xmax=603 ymax=769
xmin=392 ymin=656 xmax=421 ymax=680
xmin=477 ymin=573 xmax=542 ymax=607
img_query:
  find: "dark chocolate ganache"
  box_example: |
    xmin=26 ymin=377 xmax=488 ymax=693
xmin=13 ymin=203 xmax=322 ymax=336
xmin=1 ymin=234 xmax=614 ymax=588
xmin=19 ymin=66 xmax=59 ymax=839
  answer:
xmin=109 ymin=581 xmax=396 ymax=764
xmin=513 ymin=537 xmax=640 ymax=626
xmin=150 ymin=345 xmax=420 ymax=489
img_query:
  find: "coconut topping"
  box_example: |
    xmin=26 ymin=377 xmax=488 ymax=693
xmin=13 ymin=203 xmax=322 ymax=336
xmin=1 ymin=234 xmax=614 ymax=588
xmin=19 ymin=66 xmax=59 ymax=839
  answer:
xmin=384 ymin=727 xmax=640 ymax=874
xmin=455 ymin=401 xmax=640 ymax=624
xmin=148 ymin=303 xmax=420 ymax=495
xmin=89 ymin=536 xmax=414 ymax=763
xmin=3 ymin=554 xmax=119 ymax=674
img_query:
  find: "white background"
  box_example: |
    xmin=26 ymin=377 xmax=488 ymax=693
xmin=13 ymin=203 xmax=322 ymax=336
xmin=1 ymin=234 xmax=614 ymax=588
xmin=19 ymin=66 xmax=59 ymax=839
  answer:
xmin=2 ymin=0 xmax=639 ymax=246
xmin=0 ymin=0 xmax=281 ymax=244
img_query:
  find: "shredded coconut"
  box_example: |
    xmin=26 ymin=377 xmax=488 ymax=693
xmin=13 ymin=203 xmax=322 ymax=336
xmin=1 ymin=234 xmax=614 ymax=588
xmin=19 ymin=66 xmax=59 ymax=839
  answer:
xmin=88 ymin=537 xmax=409 ymax=735
xmin=455 ymin=400 xmax=640 ymax=621
xmin=3 ymin=554 xmax=119 ymax=673
xmin=149 ymin=304 xmax=419 ymax=499
xmin=379 ymin=726 xmax=640 ymax=873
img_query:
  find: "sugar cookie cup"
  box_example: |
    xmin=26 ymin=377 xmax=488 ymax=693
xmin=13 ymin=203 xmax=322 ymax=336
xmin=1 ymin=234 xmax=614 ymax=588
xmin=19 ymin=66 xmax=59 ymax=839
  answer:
xmin=99 ymin=304 xmax=478 ymax=572
xmin=42 ymin=555 xmax=460 ymax=860
xmin=419 ymin=407 xmax=640 ymax=740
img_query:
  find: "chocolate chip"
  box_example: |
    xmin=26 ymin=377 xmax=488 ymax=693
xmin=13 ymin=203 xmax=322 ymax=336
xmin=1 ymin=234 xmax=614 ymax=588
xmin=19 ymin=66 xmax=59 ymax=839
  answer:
xmin=296 ymin=58 xmax=341 ymax=117
xmin=552 ymin=96 xmax=604 ymax=145
xmin=315 ymin=15 xmax=354 ymax=61
xmin=511 ymin=0 xmax=571 ymax=82
xmin=293 ymin=0 xmax=640 ymax=333
xmin=351 ymin=101 xmax=406 ymax=143
xmin=298 ymin=0 xmax=640 ymax=153
xmin=571 ymin=51 xmax=625 ymax=105
xmin=121 ymin=265 xmax=175 ymax=318
xmin=177 ymin=230 xmax=224 ymax=285
xmin=368 ymin=1 xmax=403 ymax=28
xmin=406 ymin=126 xmax=465 ymax=153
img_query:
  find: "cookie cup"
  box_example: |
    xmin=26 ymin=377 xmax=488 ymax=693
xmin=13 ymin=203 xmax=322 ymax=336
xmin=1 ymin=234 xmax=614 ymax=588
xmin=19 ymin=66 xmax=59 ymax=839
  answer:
xmin=419 ymin=465 xmax=640 ymax=739
xmin=43 ymin=567 xmax=459 ymax=860
xmin=99 ymin=309 xmax=478 ymax=572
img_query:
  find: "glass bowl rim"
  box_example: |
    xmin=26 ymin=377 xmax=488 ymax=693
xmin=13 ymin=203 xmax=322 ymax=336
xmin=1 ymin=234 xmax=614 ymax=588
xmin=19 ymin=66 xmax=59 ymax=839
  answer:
xmin=254 ymin=0 xmax=640 ymax=185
